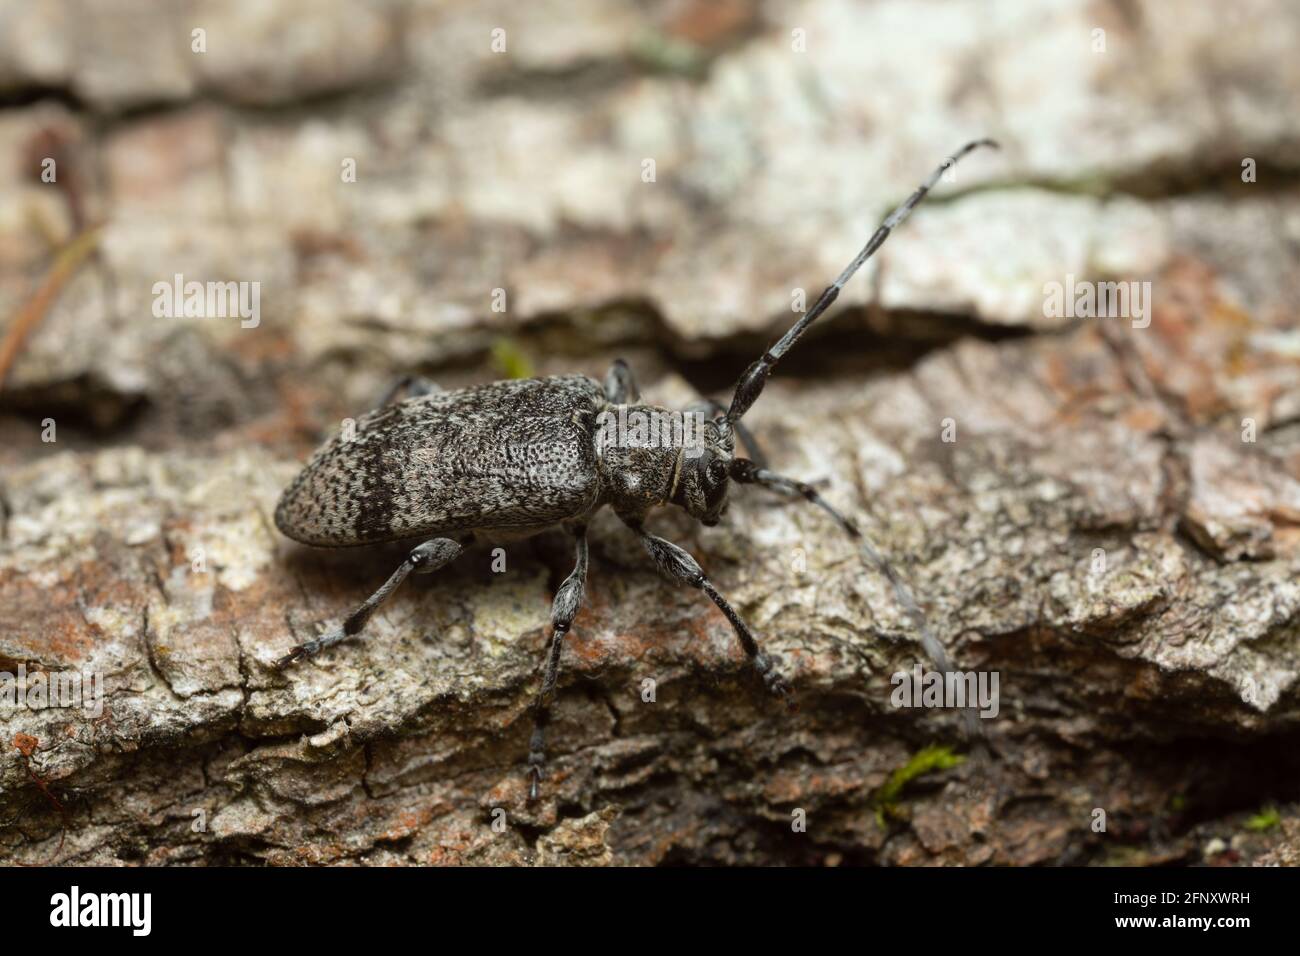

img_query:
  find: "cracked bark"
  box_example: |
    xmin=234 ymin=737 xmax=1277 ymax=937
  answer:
xmin=2 ymin=0 xmax=1300 ymax=866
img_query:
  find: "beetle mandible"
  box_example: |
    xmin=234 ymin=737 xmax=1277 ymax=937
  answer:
xmin=274 ymin=140 xmax=998 ymax=800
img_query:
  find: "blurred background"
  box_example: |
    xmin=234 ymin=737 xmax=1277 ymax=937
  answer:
xmin=3 ymin=0 xmax=1296 ymax=451
xmin=2 ymin=0 xmax=1300 ymax=866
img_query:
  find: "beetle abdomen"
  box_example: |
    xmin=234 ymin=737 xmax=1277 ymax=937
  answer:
xmin=276 ymin=375 xmax=606 ymax=546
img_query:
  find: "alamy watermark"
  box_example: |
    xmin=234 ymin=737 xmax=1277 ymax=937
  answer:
xmin=890 ymin=664 xmax=999 ymax=719
xmin=596 ymin=407 xmax=707 ymax=458
xmin=1043 ymin=274 xmax=1152 ymax=329
xmin=152 ymin=273 xmax=260 ymax=328
xmin=431 ymin=408 xmax=709 ymax=487
xmin=1 ymin=663 xmax=103 ymax=718
xmin=50 ymin=886 xmax=151 ymax=936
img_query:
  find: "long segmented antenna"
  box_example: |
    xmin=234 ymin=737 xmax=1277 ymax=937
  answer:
xmin=730 ymin=459 xmax=985 ymax=741
xmin=725 ymin=139 xmax=999 ymax=425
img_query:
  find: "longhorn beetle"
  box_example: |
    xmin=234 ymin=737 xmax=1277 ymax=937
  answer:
xmin=275 ymin=140 xmax=998 ymax=800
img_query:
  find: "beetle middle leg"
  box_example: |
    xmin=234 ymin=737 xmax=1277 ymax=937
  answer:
xmin=603 ymin=358 xmax=640 ymax=403
xmin=527 ymin=524 xmax=589 ymax=801
xmin=622 ymin=517 xmax=792 ymax=705
xmin=375 ymin=375 xmax=442 ymax=409
xmin=276 ymin=536 xmax=467 ymax=667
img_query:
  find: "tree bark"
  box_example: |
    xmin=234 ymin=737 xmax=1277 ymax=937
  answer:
xmin=2 ymin=0 xmax=1299 ymax=866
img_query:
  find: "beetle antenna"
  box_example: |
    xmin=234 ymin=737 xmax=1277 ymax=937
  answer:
xmin=724 ymin=139 xmax=999 ymax=424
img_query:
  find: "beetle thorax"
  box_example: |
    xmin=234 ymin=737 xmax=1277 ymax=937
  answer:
xmin=594 ymin=404 xmax=734 ymax=523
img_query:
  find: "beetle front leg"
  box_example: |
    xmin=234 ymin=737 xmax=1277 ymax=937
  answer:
xmin=276 ymin=536 xmax=466 ymax=667
xmin=623 ymin=518 xmax=792 ymax=705
xmin=527 ymin=525 xmax=589 ymax=801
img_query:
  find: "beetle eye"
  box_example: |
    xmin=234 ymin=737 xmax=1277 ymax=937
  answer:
xmin=708 ymin=459 xmax=727 ymax=484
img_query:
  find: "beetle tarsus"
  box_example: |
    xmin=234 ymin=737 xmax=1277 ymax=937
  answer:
xmin=523 ymin=526 xmax=589 ymax=804
xmin=527 ymin=767 xmax=542 ymax=803
xmin=276 ymin=624 xmax=342 ymax=668
xmin=275 ymin=647 xmax=306 ymax=669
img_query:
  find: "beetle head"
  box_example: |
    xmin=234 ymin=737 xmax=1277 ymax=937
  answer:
xmin=673 ymin=416 xmax=734 ymax=526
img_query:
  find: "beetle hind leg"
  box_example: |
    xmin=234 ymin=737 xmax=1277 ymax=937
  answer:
xmin=527 ymin=525 xmax=589 ymax=801
xmin=276 ymin=536 xmax=467 ymax=667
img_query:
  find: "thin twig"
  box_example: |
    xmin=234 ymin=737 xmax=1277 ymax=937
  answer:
xmin=0 ymin=224 xmax=103 ymax=390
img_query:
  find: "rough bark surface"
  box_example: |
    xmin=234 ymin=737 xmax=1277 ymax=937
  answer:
xmin=2 ymin=0 xmax=1299 ymax=866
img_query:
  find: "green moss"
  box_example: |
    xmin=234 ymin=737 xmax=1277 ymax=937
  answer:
xmin=1245 ymin=805 xmax=1281 ymax=832
xmin=490 ymin=338 xmax=535 ymax=380
xmin=629 ymin=31 xmax=706 ymax=78
xmin=871 ymin=744 xmax=965 ymax=828
xmin=1099 ymin=846 xmax=1153 ymax=867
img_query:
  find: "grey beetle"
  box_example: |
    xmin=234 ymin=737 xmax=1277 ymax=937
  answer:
xmin=275 ymin=140 xmax=998 ymax=799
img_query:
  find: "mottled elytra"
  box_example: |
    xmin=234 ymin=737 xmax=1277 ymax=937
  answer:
xmin=274 ymin=140 xmax=998 ymax=800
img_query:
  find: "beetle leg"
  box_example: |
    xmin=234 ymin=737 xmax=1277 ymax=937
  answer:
xmin=375 ymin=375 xmax=442 ymax=409
xmin=622 ymin=517 xmax=793 ymax=706
xmin=276 ymin=537 xmax=466 ymax=667
xmin=527 ymin=525 xmax=589 ymax=801
xmin=603 ymin=358 xmax=640 ymax=404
